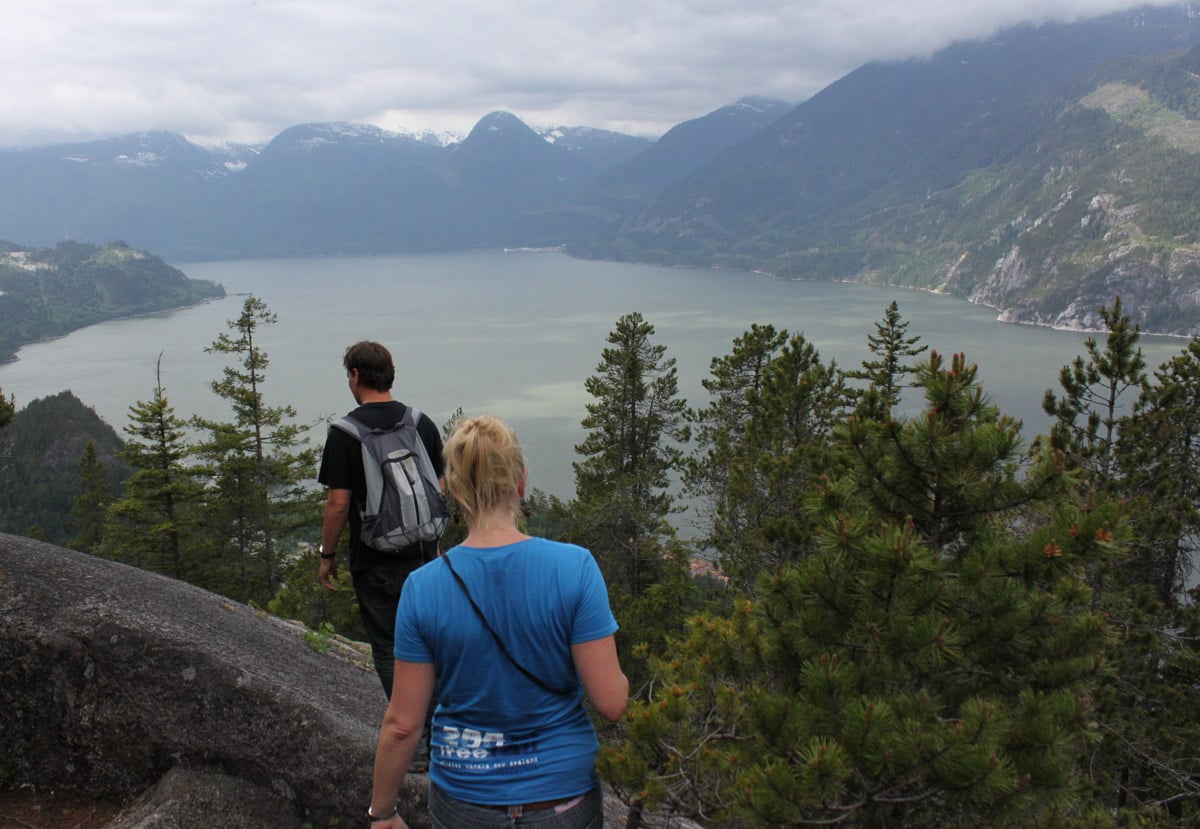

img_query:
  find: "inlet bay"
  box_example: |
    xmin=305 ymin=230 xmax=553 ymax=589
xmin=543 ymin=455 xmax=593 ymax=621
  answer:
xmin=0 ymin=250 xmax=1185 ymax=504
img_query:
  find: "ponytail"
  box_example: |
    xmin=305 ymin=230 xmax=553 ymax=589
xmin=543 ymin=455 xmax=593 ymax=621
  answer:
xmin=443 ymin=416 xmax=525 ymax=519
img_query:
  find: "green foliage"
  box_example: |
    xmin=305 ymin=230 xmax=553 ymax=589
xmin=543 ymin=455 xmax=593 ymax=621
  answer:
xmin=0 ymin=240 xmax=224 ymax=361
xmin=685 ymin=323 xmax=789 ymax=586
xmin=1033 ymin=310 xmax=1200 ymax=823
xmin=844 ymin=351 xmax=1059 ymax=554
xmin=1085 ymin=585 xmax=1200 ymax=823
xmin=687 ymin=325 xmax=849 ymax=594
xmin=191 ymin=295 xmax=322 ymax=605
xmin=521 ymin=487 xmax=572 ymax=541
xmin=68 ymin=440 xmax=115 ymax=553
xmin=571 ymin=311 xmax=691 ymax=597
xmin=605 ymin=351 xmax=1115 ymax=826
xmin=96 ymin=358 xmax=206 ymax=579
xmin=0 ymin=391 xmax=126 ymax=544
xmin=843 ymin=301 xmax=928 ymax=417
xmin=0 ymin=386 xmax=13 ymax=428
xmin=1114 ymin=335 xmax=1200 ymax=601
xmin=267 ymin=545 xmax=366 ymax=643
xmin=1043 ymin=298 xmax=1147 ymax=488
xmin=304 ymin=622 xmax=337 ymax=653
xmin=569 ymin=311 xmax=698 ymax=689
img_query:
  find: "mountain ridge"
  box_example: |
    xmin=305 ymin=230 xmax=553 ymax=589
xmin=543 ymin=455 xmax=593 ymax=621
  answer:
xmin=576 ymin=6 xmax=1200 ymax=336
xmin=1 ymin=8 xmax=1199 ymax=334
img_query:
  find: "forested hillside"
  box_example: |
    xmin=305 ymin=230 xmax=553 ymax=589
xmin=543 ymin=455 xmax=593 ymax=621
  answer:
xmin=0 ymin=240 xmax=225 ymax=361
xmin=0 ymin=390 xmax=125 ymax=543
xmin=578 ymin=9 xmax=1200 ymax=336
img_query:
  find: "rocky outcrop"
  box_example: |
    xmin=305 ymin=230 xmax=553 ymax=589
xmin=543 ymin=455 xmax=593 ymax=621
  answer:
xmin=956 ymin=193 xmax=1200 ymax=338
xmin=106 ymin=767 xmax=307 ymax=829
xmin=976 ymin=244 xmax=1200 ymax=336
xmin=0 ymin=533 xmax=422 ymax=828
xmin=0 ymin=534 xmax=680 ymax=828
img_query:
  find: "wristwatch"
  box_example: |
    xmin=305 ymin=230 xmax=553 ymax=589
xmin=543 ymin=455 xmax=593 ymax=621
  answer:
xmin=319 ymin=543 xmax=336 ymax=560
xmin=368 ymin=803 xmax=398 ymax=822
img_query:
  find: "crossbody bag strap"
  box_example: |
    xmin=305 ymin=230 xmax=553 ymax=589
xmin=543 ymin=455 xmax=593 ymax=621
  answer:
xmin=441 ymin=553 xmax=575 ymax=696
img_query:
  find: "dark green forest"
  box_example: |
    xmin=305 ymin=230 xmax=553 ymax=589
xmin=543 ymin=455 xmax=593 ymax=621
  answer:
xmin=1 ymin=296 xmax=1198 ymax=826
xmin=0 ymin=240 xmax=225 ymax=361
xmin=0 ymin=390 xmax=126 ymax=542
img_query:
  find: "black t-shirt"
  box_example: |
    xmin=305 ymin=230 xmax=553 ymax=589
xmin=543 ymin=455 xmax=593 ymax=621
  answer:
xmin=318 ymin=400 xmax=445 ymax=571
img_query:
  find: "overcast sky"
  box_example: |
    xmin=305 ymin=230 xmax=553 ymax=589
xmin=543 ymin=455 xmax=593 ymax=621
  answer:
xmin=0 ymin=0 xmax=1183 ymax=149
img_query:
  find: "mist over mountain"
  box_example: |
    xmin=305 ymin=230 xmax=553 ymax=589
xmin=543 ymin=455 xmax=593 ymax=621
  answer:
xmin=580 ymin=96 xmax=793 ymax=217
xmin=574 ymin=5 xmax=1200 ymax=335
xmin=583 ymin=7 xmax=1200 ymax=268
xmin=2 ymin=7 xmax=1199 ymax=333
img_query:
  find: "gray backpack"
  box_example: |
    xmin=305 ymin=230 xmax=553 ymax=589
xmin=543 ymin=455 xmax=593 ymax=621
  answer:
xmin=332 ymin=408 xmax=448 ymax=552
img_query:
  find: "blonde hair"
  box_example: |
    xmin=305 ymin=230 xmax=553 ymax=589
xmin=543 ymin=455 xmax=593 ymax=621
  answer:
xmin=443 ymin=415 xmax=525 ymax=519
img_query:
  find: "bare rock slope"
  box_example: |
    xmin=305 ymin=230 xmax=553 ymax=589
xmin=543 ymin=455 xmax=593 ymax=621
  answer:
xmin=0 ymin=533 xmax=419 ymax=828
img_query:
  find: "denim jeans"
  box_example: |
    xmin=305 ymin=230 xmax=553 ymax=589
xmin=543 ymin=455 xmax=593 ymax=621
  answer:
xmin=429 ymin=783 xmax=603 ymax=829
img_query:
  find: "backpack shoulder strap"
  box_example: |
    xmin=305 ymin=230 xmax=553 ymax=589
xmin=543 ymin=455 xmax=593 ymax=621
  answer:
xmin=331 ymin=415 xmax=390 ymax=519
xmin=337 ymin=408 xmax=420 ymax=437
xmin=332 ymin=414 xmax=366 ymax=440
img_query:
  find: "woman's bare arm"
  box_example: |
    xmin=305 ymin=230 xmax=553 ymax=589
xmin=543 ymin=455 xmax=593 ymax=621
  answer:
xmin=572 ymin=635 xmax=629 ymax=721
xmin=369 ymin=659 xmax=436 ymax=827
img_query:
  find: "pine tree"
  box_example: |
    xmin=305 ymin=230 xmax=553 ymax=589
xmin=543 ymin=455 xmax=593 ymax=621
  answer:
xmin=844 ymin=300 xmax=928 ymax=417
xmin=192 ymin=296 xmax=321 ymax=604
xmin=1042 ymin=297 xmax=1146 ymax=488
xmin=98 ymin=356 xmax=202 ymax=578
xmin=843 ymin=351 xmax=1057 ymax=554
xmin=1084 ymin=335 xmax=1200 ymax=822
xmin=603 ymin=348 xmax=1114 ymax=826
xmin=1085 ymin=583 xmax=1200 ymax=823
xmin=685 ymin=324 xmax=788 ymax=586
xmin=68 ymin=440 xmax=114 ymax=553
xmin=0 ymin=387 xmax=13 ymax=489
xmin=1116 ymin=336 xmax=1200 ymax=601
xmin=569 ymin=312 xmax=696 ymax=695
xmin=687 ymin=327 xmax=847 ymax=593
xmin=572 ymin=312 xmax=690 ymax=598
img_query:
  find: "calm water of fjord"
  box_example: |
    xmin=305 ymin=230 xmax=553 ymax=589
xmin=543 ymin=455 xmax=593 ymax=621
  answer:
xmin=0 ymin=251 xmax=1186 ymax=503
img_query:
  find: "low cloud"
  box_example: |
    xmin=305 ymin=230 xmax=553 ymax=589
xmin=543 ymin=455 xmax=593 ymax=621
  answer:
xmin=0 ymin=0 xmax=1182 ymax=148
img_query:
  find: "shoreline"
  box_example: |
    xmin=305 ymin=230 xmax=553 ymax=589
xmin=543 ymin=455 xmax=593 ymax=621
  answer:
xmin=0 ymin=293 xmax=227 ymax=367
xmin=7 ymin=248 xmax=1195 ymax=368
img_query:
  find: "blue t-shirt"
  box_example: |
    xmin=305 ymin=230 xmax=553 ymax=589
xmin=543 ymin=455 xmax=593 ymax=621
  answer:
xmin=395 ymin=537 xmax=619 ymax=804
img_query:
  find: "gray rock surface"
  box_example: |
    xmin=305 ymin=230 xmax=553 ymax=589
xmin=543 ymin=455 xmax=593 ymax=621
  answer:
xmin=106 ymin=767 xmax=305 ymax=829
xmin=0 ymin=534 xmax=694 ymax=828
xmin=0 ymin=533 xmax=424 ymax=827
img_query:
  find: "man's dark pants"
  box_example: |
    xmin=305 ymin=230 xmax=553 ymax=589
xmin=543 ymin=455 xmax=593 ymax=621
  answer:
xmin=352 ymin=543 xmax=437 ymax=761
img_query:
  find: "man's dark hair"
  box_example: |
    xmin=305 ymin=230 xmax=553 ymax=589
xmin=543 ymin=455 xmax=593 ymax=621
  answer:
xmin=343 ymin=341 xmax=395 ymax=391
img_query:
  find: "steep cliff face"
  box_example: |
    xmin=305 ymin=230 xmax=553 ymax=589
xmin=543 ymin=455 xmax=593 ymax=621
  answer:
xmin=932 ymin=72 xmax=1200 ymax=337
xmin=955 ymin=199 xmax=1200 ymax=335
